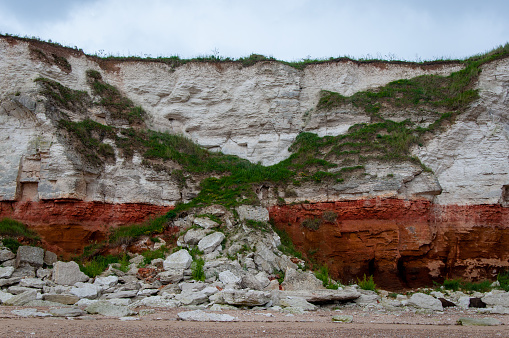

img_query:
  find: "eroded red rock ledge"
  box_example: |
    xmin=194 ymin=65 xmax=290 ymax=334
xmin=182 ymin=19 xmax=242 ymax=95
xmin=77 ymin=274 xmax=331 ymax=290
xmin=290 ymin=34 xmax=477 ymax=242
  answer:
xmin=269 ymin=199 xmax=509 ymax=290
xmin=0 ymin=200 xmax=173 ymax=256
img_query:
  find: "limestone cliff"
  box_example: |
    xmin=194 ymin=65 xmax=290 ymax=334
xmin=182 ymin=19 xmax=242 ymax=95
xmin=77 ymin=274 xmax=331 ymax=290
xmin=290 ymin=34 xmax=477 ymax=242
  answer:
xmin=0 ymin=35 xmax=508 ymax=287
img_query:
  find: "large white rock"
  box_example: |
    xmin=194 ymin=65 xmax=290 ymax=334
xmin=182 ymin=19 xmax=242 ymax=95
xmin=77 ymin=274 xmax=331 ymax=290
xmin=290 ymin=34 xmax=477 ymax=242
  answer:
xmin=94 ymin=276 xmax=119 ymax=288
xmin=177 ymin=310 xmax=237 ymax=322
xmin=281 ymin=267 xmax=325 ymax=291
xmin=184 ymin=229 xmax=211 ymax=245
xmin=174 ymin=290 xmax=209 ymax=306
xmin=4 ymin=289 xmax=37 ymax=306
xmin=70 ymin=282 xmax=102 ymax=299
xmin=408 ymin=293 xmax=443 ymax=311
xmin=198 ymin=232 xmax=225 ymax=254
xmin=280 ymin=296 xmax=317 ymax=311
xmin=163 ymin=249 xmax=193 ymax=270
xmin=236 ymin=205 xmax=269 ymax=222
xmin=19 ymin=277 xmax=46 ymax=289
xmin=15 ymin=246 xmax=44 ymax=268
xmin=218 ymin=270 xmax=241 ymax=286
xmin=0 ymin=290 xmax=14 ymax=304
xmin=85 ymin=300 xmax=134 ymax=317
xmin=52 ymin=261 xmax=89 ymax=286
xmin=0 ymin=266 xmax=14 ymax=279
xmin=130 ymin=296 xmax=179 ymax=308
xmin=193 ymin=217 xmax=219 ymax=229
xmin=281 ymin=289 xmax=361 ymax=303
xmin=221 ymin=289 xmax=271 ymax=306
xmin=482 ymin=291 xmax=509 ymax=307
xmin=0 ymin=249 xmax=15 ymax=262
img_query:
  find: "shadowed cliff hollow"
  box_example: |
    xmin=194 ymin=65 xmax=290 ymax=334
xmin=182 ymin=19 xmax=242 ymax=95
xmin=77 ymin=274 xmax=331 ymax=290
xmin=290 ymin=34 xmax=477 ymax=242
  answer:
xmin=0 ymin=35 xmax=508 ymax=288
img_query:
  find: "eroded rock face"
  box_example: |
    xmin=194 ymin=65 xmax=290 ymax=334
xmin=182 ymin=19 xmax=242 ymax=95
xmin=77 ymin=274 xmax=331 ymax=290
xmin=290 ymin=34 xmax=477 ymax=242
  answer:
xmin=0 ymin=36 xmax=508 ymax=288
xmin=0 ymin=200 xmax=172 ymax=256
xmin=270 ymin=200 xmax=509 ymax=290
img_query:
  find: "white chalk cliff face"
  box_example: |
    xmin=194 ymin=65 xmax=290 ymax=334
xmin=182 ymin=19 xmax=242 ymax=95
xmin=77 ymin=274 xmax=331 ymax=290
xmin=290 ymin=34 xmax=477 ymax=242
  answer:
xmin=0 ymin=37 xmax=508 ymax=206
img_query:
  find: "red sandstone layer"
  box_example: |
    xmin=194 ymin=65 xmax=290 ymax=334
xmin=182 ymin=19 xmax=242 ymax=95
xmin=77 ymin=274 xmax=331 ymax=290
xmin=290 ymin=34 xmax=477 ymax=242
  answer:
xmin=0 ymin=200 xmax=173 ymax=256
xmin=2 ymin=198 xmax=508 ymax=290
xmin=269 ymin=199 xmax=509 ymax=290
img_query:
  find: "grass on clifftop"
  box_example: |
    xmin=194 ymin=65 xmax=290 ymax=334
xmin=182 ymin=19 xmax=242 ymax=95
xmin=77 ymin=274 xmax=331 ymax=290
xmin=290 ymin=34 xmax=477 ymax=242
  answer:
xmin=9 ymin=33 xmax=508 ymax=71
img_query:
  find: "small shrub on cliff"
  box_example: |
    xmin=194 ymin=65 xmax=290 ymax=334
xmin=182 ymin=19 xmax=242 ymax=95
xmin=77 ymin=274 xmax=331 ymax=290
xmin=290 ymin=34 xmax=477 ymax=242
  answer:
xmin=357 ymin=274 xmax=377 ymax=291
xmin=245 ymin=220 xmax=270 ymax=232
xmin=35 ymin=77 xmax=90 ymax=111
xmin=2 ymin=238 xmax=22 ymax=253
xmin=322 ymin=211 xmax=337 ymax=222
xmin=498 ymin=270 xmax=509 ymax=291
xmin=442 ymin=278 xmax=461 ymax=291
xmin=0 ymin=218 xmax=40 ymax=240
xmin=301 ymin=218 xmax=322 ymax=231
xmin=442 ymin=278 xmax=493 ymax=293
xmin=109 ymin=214 xmax=173 ymax=246
xmin=79 ymin=254 xmax=129 ymax=278
xmin=314 ymin=266 xmax=340 ymax=289
xmin=191 ymin=258 xmax=206 ymax=281
xmin=141 ymin=245 xmax=169 ymax=266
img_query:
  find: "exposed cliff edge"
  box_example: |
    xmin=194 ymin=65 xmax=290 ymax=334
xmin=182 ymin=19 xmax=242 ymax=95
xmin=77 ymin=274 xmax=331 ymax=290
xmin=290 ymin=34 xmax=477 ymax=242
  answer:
xmin=0 ymin=35 xmax=508 ymax=287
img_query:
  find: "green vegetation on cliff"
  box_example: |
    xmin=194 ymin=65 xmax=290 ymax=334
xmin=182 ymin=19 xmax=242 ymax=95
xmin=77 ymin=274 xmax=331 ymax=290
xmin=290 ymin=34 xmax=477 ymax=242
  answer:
xmin=0 ymin=218 xmax=41 ymax=252
xmin=33 ymin=43 xmax=509 ymax=249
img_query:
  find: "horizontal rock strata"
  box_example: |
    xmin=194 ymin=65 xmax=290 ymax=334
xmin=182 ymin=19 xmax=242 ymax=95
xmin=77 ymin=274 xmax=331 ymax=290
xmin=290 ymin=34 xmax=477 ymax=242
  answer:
xmin=270 ymin=200 xmax=509 ymax=290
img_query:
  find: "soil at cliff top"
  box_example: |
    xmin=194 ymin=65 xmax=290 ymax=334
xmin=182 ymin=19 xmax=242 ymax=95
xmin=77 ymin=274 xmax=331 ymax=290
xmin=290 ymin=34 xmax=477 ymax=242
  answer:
xmin=0 ymin=306 xmax=508 ymax=337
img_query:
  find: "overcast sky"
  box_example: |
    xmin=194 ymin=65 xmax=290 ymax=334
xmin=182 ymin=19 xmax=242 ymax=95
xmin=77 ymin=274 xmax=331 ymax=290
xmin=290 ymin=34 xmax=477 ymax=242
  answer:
xmin=1 ymin=0 xmax=508 ymax=61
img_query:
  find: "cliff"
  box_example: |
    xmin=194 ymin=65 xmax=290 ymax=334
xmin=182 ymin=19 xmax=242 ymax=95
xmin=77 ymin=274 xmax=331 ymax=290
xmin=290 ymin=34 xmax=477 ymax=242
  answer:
xmin=0 ymin=35 xmax=508 ymax=288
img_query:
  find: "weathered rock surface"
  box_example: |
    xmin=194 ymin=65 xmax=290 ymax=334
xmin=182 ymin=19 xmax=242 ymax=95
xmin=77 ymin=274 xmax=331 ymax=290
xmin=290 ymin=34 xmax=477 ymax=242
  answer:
xmin=408 ymin=293 xmax=443 ymax=311
xmin=49 ymin=307 xmax=85 ymax=317
xmin=85 ymin=300 xmax=134 ymax=317
xmin=198 ymin=232 xmax=225 ymax=254
xmin=11 ymin=308 xmax=52 ymax=317
xmin=481 ymin=291 xmax=509 ymax=307
xmin=194 ymin=217 xmax=219 ymax=229
xmin=0 ymin=35 xmax=507 ymax=289
xmin=94 ymin=276 xmax=119 ymax=288
xmin=280 ymin=296 xmax=317 ymax=311
xmin=70 ymin=283 xmax=102 ymax=299
xmin=4 ymin=289 xmax=37 ymax=306
xmin=281 ymin=268 xmax=325 ymax=291
xmin=0 ymin=249 xmax=15 ymax=262
xmin=163 ymin=249 xmax=193 ymax=270
xmin=221 ymin=289 xmax=271 ymax=306
xmin=236 ymin=205 xmax=270 ymax=222
xmin=271 ymin=200 xmax=509 ymax=289
xmin=0 ymin=290 xmax=14 ymax=303
xmin=42 ymin=294 xmax=79 ymax=305
xmin=52 ymin=261 xmax=89 ymax=285
xmin=218 ymin=270 xmax=241 ymax=286
xmin=183 ymin=229 xmax=211 ymax=245
xmin=19 ymin=277 xmax=46 ymax=289
xmin=0 ymin=266 xmax=14 ymax=279
xmin=332 ymin=315 xmax=353 ymax=323
xmin=16 ymin=246 xmax=44 ymax=268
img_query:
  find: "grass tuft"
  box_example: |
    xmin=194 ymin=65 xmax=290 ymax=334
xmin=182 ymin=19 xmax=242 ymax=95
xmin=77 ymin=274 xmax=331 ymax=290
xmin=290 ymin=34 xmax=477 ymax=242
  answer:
xmin=0 ymin=218 xmax=41 ymax=251
xmin=357 ymin=274 xmax=377 ymax=291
